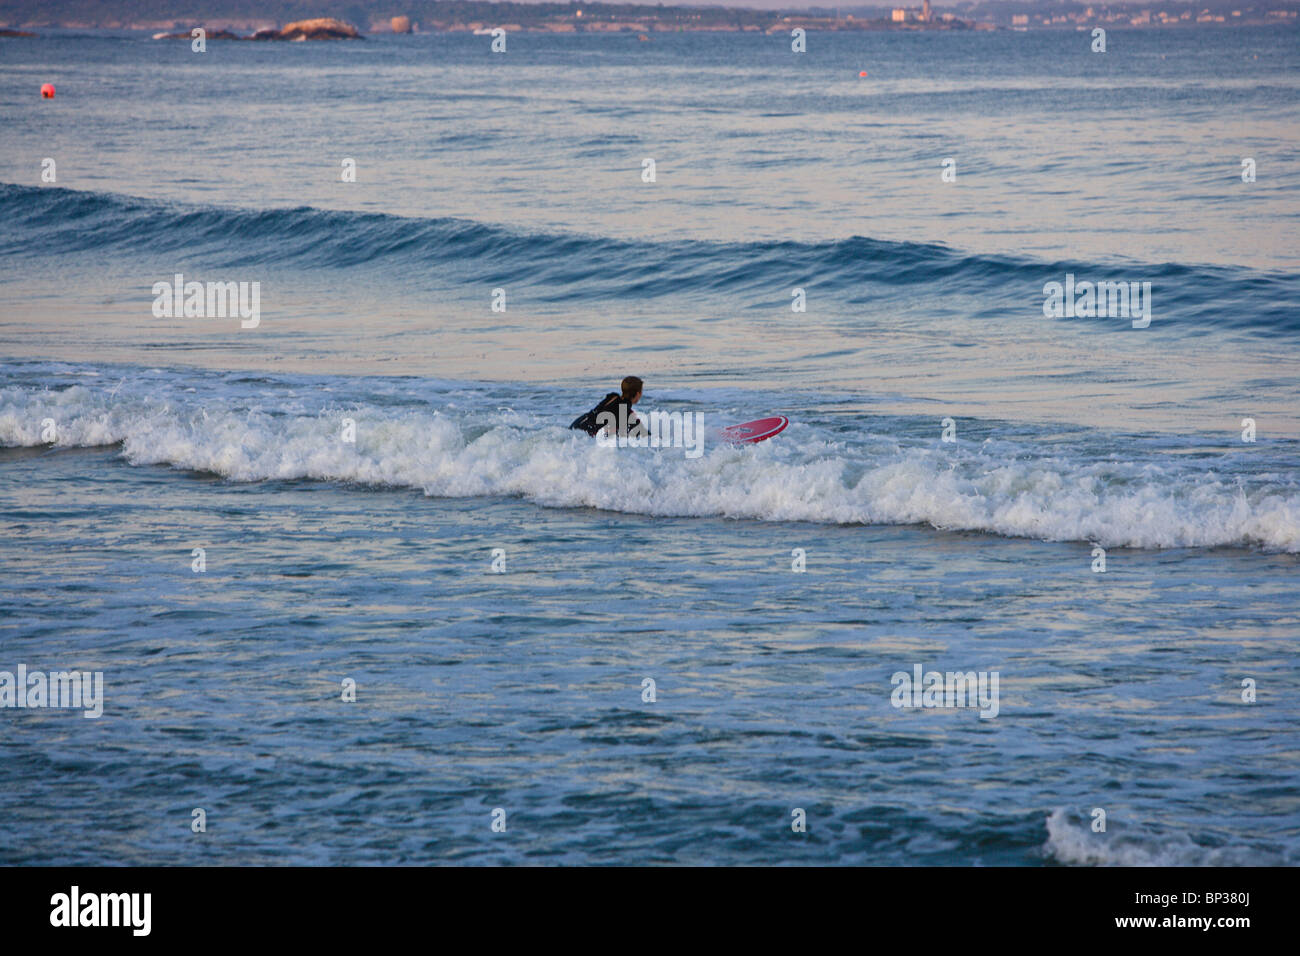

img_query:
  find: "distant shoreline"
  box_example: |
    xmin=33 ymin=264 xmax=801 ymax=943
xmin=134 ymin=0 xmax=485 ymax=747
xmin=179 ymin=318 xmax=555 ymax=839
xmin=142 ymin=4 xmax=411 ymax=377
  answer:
xmin=5 ymin=18 xmax=1297 ymax=36
xmin=4 ymin=0 xmax=1298 ymax=36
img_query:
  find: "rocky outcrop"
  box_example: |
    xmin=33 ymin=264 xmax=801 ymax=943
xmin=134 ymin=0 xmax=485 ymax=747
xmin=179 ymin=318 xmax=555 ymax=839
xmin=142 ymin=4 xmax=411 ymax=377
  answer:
xmin=277 ymin=18 xmax=360 ymax=40
xmin=152 ymin=18 xmax=362 ymax=41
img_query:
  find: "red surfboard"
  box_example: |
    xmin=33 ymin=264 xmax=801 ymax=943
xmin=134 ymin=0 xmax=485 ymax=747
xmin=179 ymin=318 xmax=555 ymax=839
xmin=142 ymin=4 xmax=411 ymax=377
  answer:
xmin=719 ymin=416 xmax=788 ymax=444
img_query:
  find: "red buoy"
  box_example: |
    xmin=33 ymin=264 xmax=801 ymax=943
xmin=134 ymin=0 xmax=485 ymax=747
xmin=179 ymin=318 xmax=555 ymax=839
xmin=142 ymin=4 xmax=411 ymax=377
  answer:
xmin=41 ymin=83 xmax=55 ymax=98
xmin=858 ymin=71 xmax=868 ymax=78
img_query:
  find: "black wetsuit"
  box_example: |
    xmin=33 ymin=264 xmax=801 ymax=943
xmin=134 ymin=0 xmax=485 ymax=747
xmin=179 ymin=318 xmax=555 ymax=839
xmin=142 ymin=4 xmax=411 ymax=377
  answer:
xmin=570 ymin=392 xmax=648 ymax=437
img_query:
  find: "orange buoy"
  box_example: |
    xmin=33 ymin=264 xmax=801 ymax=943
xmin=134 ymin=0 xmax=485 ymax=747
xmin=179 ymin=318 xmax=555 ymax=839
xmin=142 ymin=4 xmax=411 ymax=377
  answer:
xmin=858 ymin=71 xmax=868 ymax=78
xmin=41 ymin=83 xmax=55 ymax=98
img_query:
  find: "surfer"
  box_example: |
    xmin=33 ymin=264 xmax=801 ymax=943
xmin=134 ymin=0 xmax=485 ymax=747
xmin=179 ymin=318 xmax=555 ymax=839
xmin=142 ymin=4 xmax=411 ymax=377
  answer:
xmin=570 ymin=376 xmax=649 ymax=438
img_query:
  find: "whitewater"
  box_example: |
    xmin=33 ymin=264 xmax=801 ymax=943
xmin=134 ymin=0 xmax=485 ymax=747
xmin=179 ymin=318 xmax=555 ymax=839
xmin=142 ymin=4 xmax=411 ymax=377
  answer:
xmin=2 ymin=364 xmax=1296 ymax=552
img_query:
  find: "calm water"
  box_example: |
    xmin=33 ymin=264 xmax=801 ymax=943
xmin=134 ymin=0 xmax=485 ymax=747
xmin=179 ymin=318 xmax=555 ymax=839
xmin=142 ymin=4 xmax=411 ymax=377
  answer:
xmin=0 ymin=27 xmax=1297 ymax=865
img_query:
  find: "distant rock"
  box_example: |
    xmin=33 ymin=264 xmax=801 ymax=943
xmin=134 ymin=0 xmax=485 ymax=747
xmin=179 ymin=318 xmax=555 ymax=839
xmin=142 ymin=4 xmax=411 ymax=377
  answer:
xmin=391 ymin=16 xmax=412 ymax=34
xmin=278 ymin=18 xmax=361 ymax=40
xmin=0 ymin=28 xmax=39 ymax=36
xmin=151 ymin=18 xmax=363 ymax=41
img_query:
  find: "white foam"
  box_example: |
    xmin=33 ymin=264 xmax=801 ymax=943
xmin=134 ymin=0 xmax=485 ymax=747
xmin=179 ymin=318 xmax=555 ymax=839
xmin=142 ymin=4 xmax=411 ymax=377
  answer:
xmin=3 ymin=383 xmax=1297 ymax=552
xmin=1043 ymin=808 xmax=1287 ymax=866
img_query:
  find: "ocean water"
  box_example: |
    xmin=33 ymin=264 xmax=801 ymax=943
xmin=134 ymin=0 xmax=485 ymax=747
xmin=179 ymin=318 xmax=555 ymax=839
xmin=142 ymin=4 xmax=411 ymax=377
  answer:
xmin=0 ymin=26 xmax=1297 ymax=865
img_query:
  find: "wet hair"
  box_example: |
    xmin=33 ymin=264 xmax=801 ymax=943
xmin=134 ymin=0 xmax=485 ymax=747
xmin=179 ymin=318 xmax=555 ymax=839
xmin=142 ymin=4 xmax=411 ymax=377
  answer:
xmin=621 ymin=376 xmax=643 ymax=402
